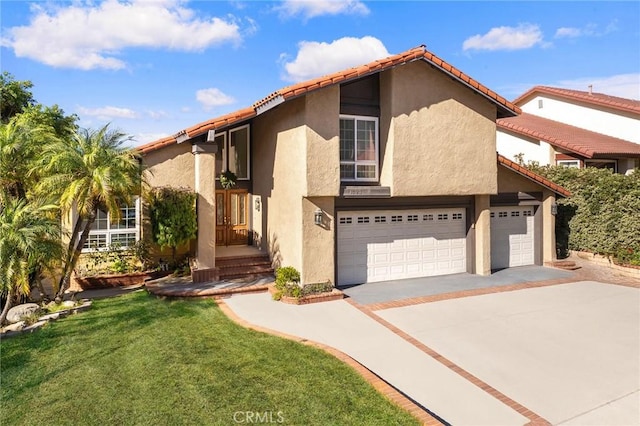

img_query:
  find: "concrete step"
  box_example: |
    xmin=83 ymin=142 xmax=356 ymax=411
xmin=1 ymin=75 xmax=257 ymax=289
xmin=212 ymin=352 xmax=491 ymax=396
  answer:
xmin=549 ymin=260 xmax=581 ymax=270
xmin=218 ymin=264 xmax=274 ymax=280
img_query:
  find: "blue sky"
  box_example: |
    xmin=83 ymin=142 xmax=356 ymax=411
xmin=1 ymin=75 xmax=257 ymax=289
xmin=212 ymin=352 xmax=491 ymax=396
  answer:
xmin=2 ymin=1 xmax=639 ymax=147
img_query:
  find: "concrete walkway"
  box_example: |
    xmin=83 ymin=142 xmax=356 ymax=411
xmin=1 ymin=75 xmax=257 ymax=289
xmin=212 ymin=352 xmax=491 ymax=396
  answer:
xmin=223 ymin=292 xmax=529 ymax=426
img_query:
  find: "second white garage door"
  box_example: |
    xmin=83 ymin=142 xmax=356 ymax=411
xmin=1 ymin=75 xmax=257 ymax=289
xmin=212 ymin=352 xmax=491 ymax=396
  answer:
xmin=490 ymin=206 xmax=535 ymax=270
xmin=337 ymin=209 xmax=467 ymax=286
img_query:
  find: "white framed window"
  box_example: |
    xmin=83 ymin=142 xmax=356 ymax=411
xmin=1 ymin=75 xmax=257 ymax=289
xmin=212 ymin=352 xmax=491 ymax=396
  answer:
xmin=585 ymin=159 xmax=617 ymax=173
xmin=340 ymin=115 xmax=378 ymax=181
xmin=229 ymin=125 xmax=250 ymax=180
xmin=82 ymin=198 xmax=140 ymax=251
xmin=557 ymin=160 xmax=580 ymax=168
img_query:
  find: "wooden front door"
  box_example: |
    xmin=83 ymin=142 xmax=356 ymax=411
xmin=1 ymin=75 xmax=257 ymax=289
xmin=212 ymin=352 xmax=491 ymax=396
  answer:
xmin=215 ymin=190 xmax=249 ymax=246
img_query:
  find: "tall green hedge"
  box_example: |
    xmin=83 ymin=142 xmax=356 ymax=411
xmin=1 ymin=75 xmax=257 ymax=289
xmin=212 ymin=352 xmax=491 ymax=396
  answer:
xmin=527 ymin=164 xmax=640 ymax=264
xmin=148 ymin=187 xmax=197 ymax=261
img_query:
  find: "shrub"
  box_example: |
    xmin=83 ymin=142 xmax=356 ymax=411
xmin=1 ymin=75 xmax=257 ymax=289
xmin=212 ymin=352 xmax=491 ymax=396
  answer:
xmin=301 ymin=282 xmax=334 ymax=297
xmin=526 ymin=164 xmax=640 ymax=262
xmin=273 ymin=266 xmax=301 ymax=300
xmin=148 ymin=187 xmax=197 ymax=263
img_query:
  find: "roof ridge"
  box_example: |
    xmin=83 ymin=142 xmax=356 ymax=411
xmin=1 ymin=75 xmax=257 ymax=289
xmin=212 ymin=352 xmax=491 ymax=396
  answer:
xmin=513 ymin=86 xmax=640 ymax=114
xmin=139 ymin=44 xmax=519 ymax=154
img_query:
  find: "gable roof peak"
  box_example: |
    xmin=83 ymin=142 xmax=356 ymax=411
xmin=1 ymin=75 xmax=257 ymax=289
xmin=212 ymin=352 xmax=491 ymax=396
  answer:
xmin=139 ymin=44 xmax=519 ymax=154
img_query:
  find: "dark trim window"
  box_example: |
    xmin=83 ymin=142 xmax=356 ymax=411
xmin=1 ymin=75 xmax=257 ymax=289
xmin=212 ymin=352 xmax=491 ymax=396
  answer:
xmin=340 ymin=115 xmax=378 ymax=182
xmin=215 ymin=124 xmax=251 ymax=180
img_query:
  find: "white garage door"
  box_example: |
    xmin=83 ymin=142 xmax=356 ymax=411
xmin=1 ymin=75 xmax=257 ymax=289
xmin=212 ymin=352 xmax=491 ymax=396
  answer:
xmin=337 ymin=209 xmax=467 ymax=286
xmin=490 ymin=206 xmax=535 ymax=269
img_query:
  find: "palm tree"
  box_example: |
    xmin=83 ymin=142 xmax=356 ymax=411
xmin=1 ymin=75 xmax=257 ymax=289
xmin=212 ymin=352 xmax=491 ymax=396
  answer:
xmin=0 ymin=116 xmax=57 ymax=202
xmin=37 ymin=125 xmax=142 ymax=299
xmin=0 ymin=199 xmax=61 ymax=324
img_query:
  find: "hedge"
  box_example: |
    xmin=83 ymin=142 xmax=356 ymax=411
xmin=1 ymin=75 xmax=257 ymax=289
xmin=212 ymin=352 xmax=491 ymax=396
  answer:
xmin=526 ymin=164 xmax=640 ymax=265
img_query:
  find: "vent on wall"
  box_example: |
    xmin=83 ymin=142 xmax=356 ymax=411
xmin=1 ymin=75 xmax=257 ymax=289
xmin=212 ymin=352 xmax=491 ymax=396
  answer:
xmin=538 ymin=99 xmax=544 ymax=109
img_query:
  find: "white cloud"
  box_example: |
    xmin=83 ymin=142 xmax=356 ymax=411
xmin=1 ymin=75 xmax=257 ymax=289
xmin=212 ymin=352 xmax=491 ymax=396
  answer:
xmin=133 ymin=132 xmax=172 ymax=146
xmin=196 ymin=88 xmax=236 ymax=110
xmin=463 ymin=24 xmax=544 ymax=51
xmin=276 ymin=0 xmax=369 ymax=20
xmin=1 ymin=0 xmax=242 ymax=70
xmin=558 ymin=73 xmax=640 ymax=100
xmin=77 ymin=105 xmax=139 ymax=121
xmin=555 ymin=21 xmax=617 ymax=39
xmin=555 ymin=27 xmax=583 ymax=38
xmin=146 ymin=110 xmax=170 ymax=120
xmin=281 ymin=36 xmax=389 ymax=82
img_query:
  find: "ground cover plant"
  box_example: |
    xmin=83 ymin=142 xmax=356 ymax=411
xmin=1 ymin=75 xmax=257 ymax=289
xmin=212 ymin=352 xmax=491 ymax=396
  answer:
xmin=1 ymin=292 xmax=420 ymax=426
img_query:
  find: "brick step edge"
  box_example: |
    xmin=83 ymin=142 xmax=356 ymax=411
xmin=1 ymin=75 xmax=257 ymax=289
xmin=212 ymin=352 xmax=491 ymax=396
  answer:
xmin=547 ymin=260 xmax=581 ymax=270
xmin=219 ymin=268 xmax=275 ymax=279
xmin=218 ymin=273 xmax=275 ymax=281
xmin=217 ymin=260 xmax=273 ymax=269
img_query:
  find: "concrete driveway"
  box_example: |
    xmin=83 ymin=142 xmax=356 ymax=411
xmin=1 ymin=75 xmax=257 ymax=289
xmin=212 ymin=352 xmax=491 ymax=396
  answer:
xmin=222 ymin=263 xmax=640 ymax=426
xmin=377 ymin=281 xmax=640 ymax=425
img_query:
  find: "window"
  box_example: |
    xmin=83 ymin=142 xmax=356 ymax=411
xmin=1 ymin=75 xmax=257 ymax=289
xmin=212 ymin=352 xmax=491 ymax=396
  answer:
xmin=229 ymin=125 xmax=250 ymax=180
xmin=340 ymin=115 xmax=378 ymax=181
xmin=557 ymin=160 xmax=580 ymax=168
xmin=374 ymin=216 xmax=386 ymax=223
xmin=585 ymin=160 xmax=617 ymax=173
xmin=339 ymin=217 xmax=352 ymax=225
xmin=83 ymin=199 xmax=140 ymax=250
xmin=214 ymin=133 xmax=227 ymax=177
xmin=215 ymin=125 xmax=250 ymax=180
xmin=437 ymin=213 xmax=448 ymax=220
xmin=357 ymin=216 xmax=370 ymax=224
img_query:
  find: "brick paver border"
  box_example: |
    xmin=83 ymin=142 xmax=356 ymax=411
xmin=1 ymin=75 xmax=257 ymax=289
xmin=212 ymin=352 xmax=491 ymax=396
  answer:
xmin=364 ymin=276 xmax=577 ymax=311
xmin=216 ymin=298 xmax=442 ymax=426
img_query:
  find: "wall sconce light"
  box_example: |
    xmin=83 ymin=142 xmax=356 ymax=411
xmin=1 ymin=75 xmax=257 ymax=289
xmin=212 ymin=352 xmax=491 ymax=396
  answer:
xmin=314 ymin=208 xmax=323 ymax=225
xmin=551 ymin=203 xmax=558 ymax=215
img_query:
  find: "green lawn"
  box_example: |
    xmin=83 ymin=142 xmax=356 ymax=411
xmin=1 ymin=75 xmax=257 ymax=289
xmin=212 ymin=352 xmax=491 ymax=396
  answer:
xmin=1 ymin=292 xmax=420 ymax=425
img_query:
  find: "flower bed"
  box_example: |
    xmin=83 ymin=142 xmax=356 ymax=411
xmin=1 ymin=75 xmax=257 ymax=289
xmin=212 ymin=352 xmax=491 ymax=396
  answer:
xmin=268 ymin=284 xmax=343 ymax=305
xmin=73 ymin=271 xmax=170 ymax=290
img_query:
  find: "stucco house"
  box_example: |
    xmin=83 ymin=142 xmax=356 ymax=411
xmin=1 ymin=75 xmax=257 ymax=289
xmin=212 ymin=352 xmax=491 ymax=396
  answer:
xmin=497 ymin=86 xmax=640 ymax=174
xmin=121 ymin=45 xmax=571 ymax=285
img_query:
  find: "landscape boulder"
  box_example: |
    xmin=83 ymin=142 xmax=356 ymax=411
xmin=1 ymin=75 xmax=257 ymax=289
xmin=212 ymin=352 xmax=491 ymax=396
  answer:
xmin=6 ymin=303 xmax=41 ymax=324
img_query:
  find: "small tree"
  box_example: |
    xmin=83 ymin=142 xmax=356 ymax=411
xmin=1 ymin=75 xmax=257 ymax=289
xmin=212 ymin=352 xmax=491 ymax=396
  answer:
xmin=148 ymin=187 xmax=197 ymax=263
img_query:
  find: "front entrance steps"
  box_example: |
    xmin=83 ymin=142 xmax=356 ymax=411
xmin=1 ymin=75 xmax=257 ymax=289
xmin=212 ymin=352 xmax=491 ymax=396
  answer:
xmin=217 ymin=254 xmax=274 ymax=280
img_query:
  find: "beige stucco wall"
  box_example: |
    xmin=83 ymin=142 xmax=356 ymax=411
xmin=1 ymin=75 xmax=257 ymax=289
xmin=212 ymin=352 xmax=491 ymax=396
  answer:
xmin=195 ymin=151 xmax=216 ymax=268
xmin=301 ymin=197 xmax=335 ymax=284
xmin=305 ymin=87 xmax=341 ymax=197
xmin=141 ymin=142 xmax=198 ymax=263
xmin=379 ymin=61 xmax=498 ymax=196
xmin=496 ymin=165 xmax=545 ymax=193
xmin=474 ymin=194 xmax=492 ymax=275
xmin=252 ymin=97 xmax=307 ymax=272
xmin=542 ymin=189 xmax=557 ymax=263
xmin=143 ymin=142 xmax=196 ymax=190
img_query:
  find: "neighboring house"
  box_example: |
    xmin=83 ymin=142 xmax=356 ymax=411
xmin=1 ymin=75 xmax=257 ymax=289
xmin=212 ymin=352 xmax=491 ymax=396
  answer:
xmin=497 ymin=86 xmax=640 ymax=174
xmin=135 ymin=45 xmax=570 ymax=285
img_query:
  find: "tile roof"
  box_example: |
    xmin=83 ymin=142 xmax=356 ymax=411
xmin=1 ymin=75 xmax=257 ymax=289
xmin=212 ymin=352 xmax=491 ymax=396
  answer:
xmin=497 ymin=112 xmax=640 ymax=158
xmin=497 ymin=154 xmax=571 ymax=198
xmin=139 ymin=45 xmax=520 ymax=154
xmin=513 ymin=86 xmax=640 ymax=115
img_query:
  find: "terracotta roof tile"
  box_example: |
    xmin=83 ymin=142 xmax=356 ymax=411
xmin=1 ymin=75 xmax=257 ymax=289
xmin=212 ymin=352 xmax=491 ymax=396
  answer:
xmin=513 ymin=86 xmax=640 ymax=115
xmin=497 ymin=154 xmax=571 ymax=198
xmin=497 ymin=113 xmax=640 ymax=158
xmin=139 ymin=45 xmax=520 ymax=154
